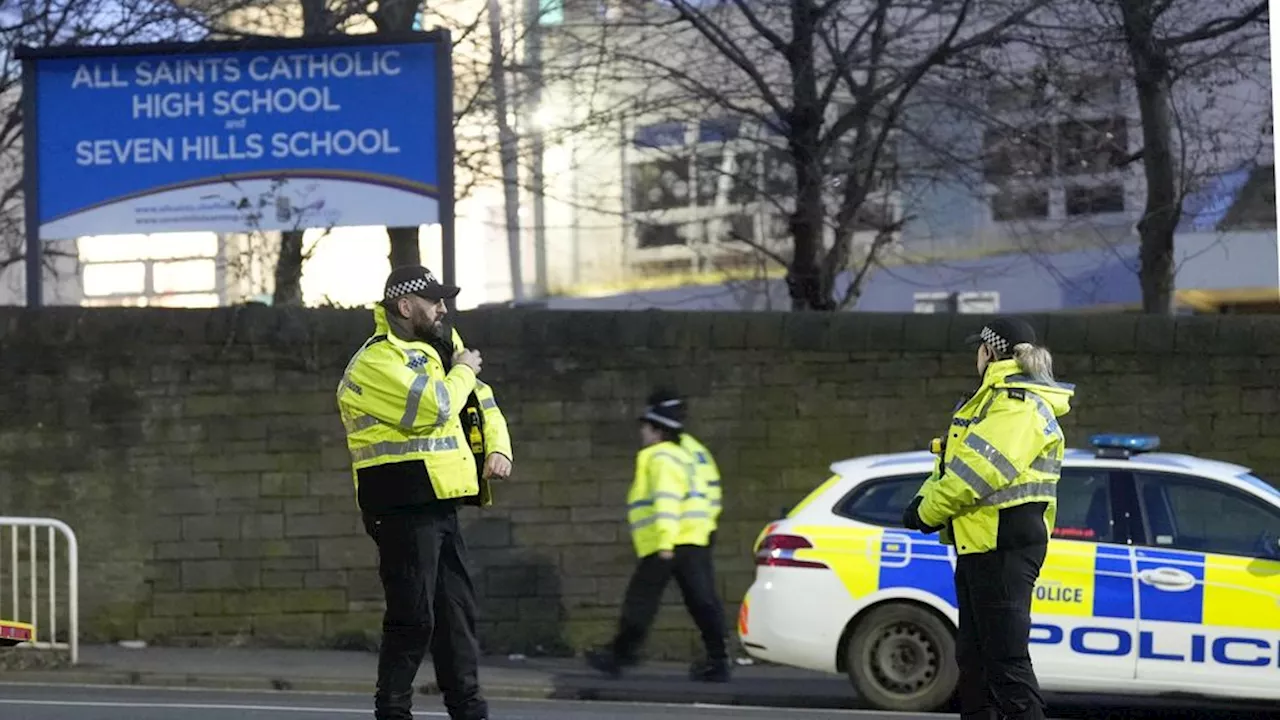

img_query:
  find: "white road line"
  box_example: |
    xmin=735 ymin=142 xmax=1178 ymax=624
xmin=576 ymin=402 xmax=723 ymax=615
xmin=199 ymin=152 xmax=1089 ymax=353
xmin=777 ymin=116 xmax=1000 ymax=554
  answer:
xmin=0 ymin=698 xmax=446 ymax=715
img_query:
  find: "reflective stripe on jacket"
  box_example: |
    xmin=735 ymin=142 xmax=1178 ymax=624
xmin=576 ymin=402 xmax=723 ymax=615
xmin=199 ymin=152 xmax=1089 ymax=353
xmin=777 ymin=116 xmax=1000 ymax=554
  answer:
xmin=915 ymin=358 xmax=1075 ymax=555
xmin=335 ymin=304 xmax=512 ymax=507
xmin=627 ymin=441 xmax=713 ymax=557
xmin=680 ymin=433 xmax=723 ymax=527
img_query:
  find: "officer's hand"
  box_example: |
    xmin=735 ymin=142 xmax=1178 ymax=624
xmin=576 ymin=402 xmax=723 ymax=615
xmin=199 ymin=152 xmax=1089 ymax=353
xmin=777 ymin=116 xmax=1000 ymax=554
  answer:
xmin=902 ymin=496 xmax=925 ymax=531
xmin=484 ymin=452 xmax=512 ymax=479
xmin=658 ymin=550 xmax=674 ymax=561
xmin=454 ymin=349 xmax=482 ymax=374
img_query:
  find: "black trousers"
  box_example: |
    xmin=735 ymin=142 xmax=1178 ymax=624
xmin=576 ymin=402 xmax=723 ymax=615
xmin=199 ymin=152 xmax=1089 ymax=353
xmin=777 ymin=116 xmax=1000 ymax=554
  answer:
xmin=954 ymin=543 xmax=1048 ymax=720
xmin=611 ymin=544 xmax=727 ymax=663
xmin=362 ymin=503 xmax=487 ymax=720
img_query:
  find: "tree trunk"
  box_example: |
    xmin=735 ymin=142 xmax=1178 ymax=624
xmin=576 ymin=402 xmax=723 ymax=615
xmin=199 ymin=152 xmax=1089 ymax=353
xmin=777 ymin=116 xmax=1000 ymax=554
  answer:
xmin=387 ymin=226 xmax=421 ymax=268
xmin=1120 ymin=1 xmax=1180 ymax=314
xmin=272 ymin=230 xmax=305 ymax=305
xmin=269 ymin=0 xmax=329 ymax=306
xmin=374 ymin=0 xmax=427 ymax=274
xmin=785 ymin=0 xmax=832 ymax=311
xmin=488 ymin=0 xmax=525 ymax=302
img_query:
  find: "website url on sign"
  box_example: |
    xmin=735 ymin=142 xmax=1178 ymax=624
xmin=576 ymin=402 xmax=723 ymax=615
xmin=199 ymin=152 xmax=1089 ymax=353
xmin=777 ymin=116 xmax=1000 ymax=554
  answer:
xmin=134 ymin=201 xmax=245 ymax=226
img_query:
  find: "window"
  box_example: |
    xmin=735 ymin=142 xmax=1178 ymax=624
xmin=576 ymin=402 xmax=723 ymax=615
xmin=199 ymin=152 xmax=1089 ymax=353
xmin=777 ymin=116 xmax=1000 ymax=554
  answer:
xmin=710 ymin=214 xmax=755 ymax=245
xmin=1065 ymin=184 xmax=1125 ymax=215
xmin=83 ymin=262 xmax=146 ymax=296
xmin=1058 ymin=118 xmax=1128 ymax=176
xmin=913 ymin=291 xmax=1000 ymax=314
xmin=834 ymin=474 xmax=929 ymax=527
xmin=630 ymin=158 xmax=690 ymax=211
xmin=635 ymin=221 xmax=693 ymax=249
xmin=991 ymin=187 xmax=1050 ymax=221
xmin=1052 ymin=467 xmax=1115 ymax=542
xmin=695 ymin=154 xmax=724 ymax=206
xmin=983 ymin=125 xmax=1054 ymax=180
xmin=1135 ymin=472 xmax=1280 ymax=559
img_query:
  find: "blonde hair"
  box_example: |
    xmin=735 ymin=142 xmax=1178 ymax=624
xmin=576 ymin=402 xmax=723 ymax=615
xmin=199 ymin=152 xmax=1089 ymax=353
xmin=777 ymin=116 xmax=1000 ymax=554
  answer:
xmin=1012 ymin=342 xmax=1055 ymax=384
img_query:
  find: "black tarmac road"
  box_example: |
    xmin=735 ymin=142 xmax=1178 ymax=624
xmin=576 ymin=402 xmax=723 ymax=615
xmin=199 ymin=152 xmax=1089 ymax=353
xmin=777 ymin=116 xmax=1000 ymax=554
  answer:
xmin=0 ymin=682 xmax=1274 ymax=720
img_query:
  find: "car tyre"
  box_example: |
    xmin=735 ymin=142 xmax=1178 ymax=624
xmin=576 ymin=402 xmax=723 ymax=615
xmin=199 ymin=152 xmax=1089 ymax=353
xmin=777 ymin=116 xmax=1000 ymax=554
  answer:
xmin=845 ymin=602 xmax=958 ymax=712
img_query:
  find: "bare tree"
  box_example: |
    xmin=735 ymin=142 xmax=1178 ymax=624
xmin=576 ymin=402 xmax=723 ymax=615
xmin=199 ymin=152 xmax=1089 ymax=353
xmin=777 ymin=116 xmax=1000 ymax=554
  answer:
xmin=969 ymin=1 xmax=1271 ymax=314
xmin=554 ymin=0 xmax=1051 ymax=311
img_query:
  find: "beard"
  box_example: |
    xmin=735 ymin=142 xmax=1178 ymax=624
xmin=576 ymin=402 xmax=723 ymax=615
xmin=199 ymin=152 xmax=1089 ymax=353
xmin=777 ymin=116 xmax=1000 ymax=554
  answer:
xmin=411 ymin=313 xmax=444 ymax=342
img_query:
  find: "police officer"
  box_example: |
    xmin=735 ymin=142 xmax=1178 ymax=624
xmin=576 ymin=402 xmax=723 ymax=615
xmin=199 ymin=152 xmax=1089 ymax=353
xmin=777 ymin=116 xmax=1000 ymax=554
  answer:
xmin=902 ymin=317 xmax=1074 ymax=720
xmin=336 ymin=265 xmax=514 ymax=720
xmin=647 ymin=391 xmax=724 ymax=545
xmin=585 ymin=393 xmax=730 ymax=682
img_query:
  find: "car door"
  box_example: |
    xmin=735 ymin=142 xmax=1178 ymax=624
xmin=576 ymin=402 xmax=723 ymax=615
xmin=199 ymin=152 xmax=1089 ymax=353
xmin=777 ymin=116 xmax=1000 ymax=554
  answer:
xmin=1029 ymin=466 xmax=1139 ymax=682
xmin=1131 ymin=470 xmax=1280 ymax=693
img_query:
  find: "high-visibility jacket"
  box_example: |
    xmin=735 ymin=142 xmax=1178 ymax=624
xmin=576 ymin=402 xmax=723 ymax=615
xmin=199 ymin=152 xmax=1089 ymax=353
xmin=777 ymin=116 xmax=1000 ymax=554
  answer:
xmin=627 ymin=441 xmax=712 ymax=557
xmin=914 ymin=358 xmax=1074 ymax=555
xmin=336 ymin=304 xmax=513 ymax=508
xmin=680 ymin=433 xmax=722 ymax=527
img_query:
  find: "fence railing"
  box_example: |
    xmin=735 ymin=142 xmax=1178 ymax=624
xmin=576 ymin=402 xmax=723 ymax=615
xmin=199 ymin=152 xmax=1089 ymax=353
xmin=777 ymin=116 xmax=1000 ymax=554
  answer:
xmin=0 ymin=516 xmax=79 ymax=664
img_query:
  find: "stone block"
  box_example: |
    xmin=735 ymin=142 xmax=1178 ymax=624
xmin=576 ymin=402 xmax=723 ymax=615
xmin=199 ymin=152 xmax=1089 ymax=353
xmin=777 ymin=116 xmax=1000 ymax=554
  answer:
xmin=1174 ymin=316 xmax=1219 ymax=354
xmin=223 ymin=589 xmax=346 ymax=615
xmin=286 ymin=513 xmax=357 ymax=538
xmin=317 ymin=536 xmax=375 ymax=570
xmin=182 ymin=515 xmax=241 ymax=541
xmin=303 ymin=570 xmax=347 ymax=589
xmin=141 ymin=516 xmax=183 ymax=543
xmin=174 ymin=615 xmax=252 ymax=637
xmin=241 ymin=514 xmax=284 ymax=540
xmin=181 ymin=559 xmax=261 ymax=591
xmin=308 ymin=471 xmax=351 ymax=497
xmin=192 ymin=453 xmax=278 ymax=473
xmin=285 ymin=498 xmax=323 ymax=514
xmin=155 ymin=541 xmax=221 ymax=561
xmin=262 ymin=571 xmax=306 ymax=589
xmin=252 ymin=613 xmax=326 ymax=641
xmin=324 ymin=611 xmax=381 ymax=640
xmin=153 ymin=487 xmax=218 ymax=516
xmin=568 ymin=506 xmax=617 ymax=523
xmin=262 ymin=472 xmax=310 ymax=498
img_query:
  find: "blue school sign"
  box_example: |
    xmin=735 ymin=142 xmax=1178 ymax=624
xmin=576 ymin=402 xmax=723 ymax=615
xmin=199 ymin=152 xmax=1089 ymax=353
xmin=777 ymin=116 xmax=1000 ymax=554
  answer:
xmin=17 ymin=32 xmax=456 ymax=305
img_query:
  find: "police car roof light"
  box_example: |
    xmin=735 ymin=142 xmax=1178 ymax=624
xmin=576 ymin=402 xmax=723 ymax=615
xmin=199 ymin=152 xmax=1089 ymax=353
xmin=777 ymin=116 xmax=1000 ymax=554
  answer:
xmin=1090 ymin=433 xmax=1161 ymax=459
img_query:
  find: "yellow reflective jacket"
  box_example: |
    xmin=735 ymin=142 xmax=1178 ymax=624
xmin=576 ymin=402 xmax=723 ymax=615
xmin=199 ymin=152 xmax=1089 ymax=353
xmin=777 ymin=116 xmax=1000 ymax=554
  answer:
xmin=627 ymin=441 xmax=712 ymax=557
xmin=336 ymin=304 xmax=513 ymax=508
xmin=680 ymin=433 xmax=723 ymax=527
xmin=915 ymin=359 xmax=1074 ymax=555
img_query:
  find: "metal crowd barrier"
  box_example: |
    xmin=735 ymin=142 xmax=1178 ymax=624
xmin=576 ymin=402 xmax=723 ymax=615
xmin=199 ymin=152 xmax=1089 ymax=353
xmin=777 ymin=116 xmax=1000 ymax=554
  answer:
xmin=0 ymin=516 xmax=79 ymax=664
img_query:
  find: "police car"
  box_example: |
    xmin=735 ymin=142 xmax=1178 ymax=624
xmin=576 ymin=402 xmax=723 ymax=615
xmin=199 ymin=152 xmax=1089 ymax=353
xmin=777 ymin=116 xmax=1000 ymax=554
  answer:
xmin=737 ymin=434 xmax=1280 ymax=712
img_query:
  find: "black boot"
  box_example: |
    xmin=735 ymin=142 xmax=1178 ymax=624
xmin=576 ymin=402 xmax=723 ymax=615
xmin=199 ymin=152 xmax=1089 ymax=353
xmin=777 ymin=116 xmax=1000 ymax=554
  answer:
xmin=585 ymin=647 xmax=627 ymax=678
xmin=689 ymin=657 xmax=731 ymax=683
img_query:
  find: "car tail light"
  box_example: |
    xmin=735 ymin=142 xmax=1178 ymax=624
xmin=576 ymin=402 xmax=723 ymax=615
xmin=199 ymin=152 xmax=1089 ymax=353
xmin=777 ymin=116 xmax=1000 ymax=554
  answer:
xmin=755 ymin=534 xmax=828 ymax=569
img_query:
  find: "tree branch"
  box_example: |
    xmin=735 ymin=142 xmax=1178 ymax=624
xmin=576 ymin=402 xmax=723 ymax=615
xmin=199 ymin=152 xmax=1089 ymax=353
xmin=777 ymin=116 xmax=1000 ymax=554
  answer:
xmin=1163 ymin=2 xmax=1268 ymax=47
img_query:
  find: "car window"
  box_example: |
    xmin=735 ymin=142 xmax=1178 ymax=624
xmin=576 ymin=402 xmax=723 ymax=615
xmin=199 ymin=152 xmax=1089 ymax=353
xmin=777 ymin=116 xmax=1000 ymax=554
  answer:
xmin=834 ymin=474 xmax=928 ymax=527
xmin=1135 ymin=471 xmax=1280 ymax=559
xmin=1051 ymin=467 xmax=1115 ymax=542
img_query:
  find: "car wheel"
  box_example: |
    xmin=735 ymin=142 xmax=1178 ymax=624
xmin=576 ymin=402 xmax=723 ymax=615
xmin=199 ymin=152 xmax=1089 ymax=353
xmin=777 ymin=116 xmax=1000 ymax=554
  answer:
xmin=845 ymin=602 xmax=957 ymax=712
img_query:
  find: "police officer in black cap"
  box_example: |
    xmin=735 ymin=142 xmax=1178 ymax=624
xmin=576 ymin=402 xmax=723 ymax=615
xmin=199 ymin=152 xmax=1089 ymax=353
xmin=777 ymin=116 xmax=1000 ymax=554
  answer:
xmin=903 ymin=316 xmax=1074 ymax=720
xmin=337 ymin=265 xmax=513 ymax=720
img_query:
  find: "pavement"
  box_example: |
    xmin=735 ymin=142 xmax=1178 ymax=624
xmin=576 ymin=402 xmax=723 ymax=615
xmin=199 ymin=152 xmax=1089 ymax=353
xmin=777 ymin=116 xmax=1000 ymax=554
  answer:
xmin=0 ymin=644 xmax=860 ymax=709
xmin=0 ymin=644 xmax=1277 ymax=718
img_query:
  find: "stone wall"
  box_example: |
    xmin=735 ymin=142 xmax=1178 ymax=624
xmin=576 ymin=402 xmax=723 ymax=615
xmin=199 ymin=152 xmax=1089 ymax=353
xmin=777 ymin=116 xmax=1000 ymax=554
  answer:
xmin=1 ymin=307 xmax=1278 ymax=660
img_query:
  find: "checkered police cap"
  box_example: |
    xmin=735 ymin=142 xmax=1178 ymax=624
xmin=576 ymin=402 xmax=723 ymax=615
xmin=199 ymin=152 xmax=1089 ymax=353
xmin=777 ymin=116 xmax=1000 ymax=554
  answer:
xmin=383 ymin=265 xmax=460 ymax=302
xmin=965 ymin=317 xmax=1036 ymax=357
